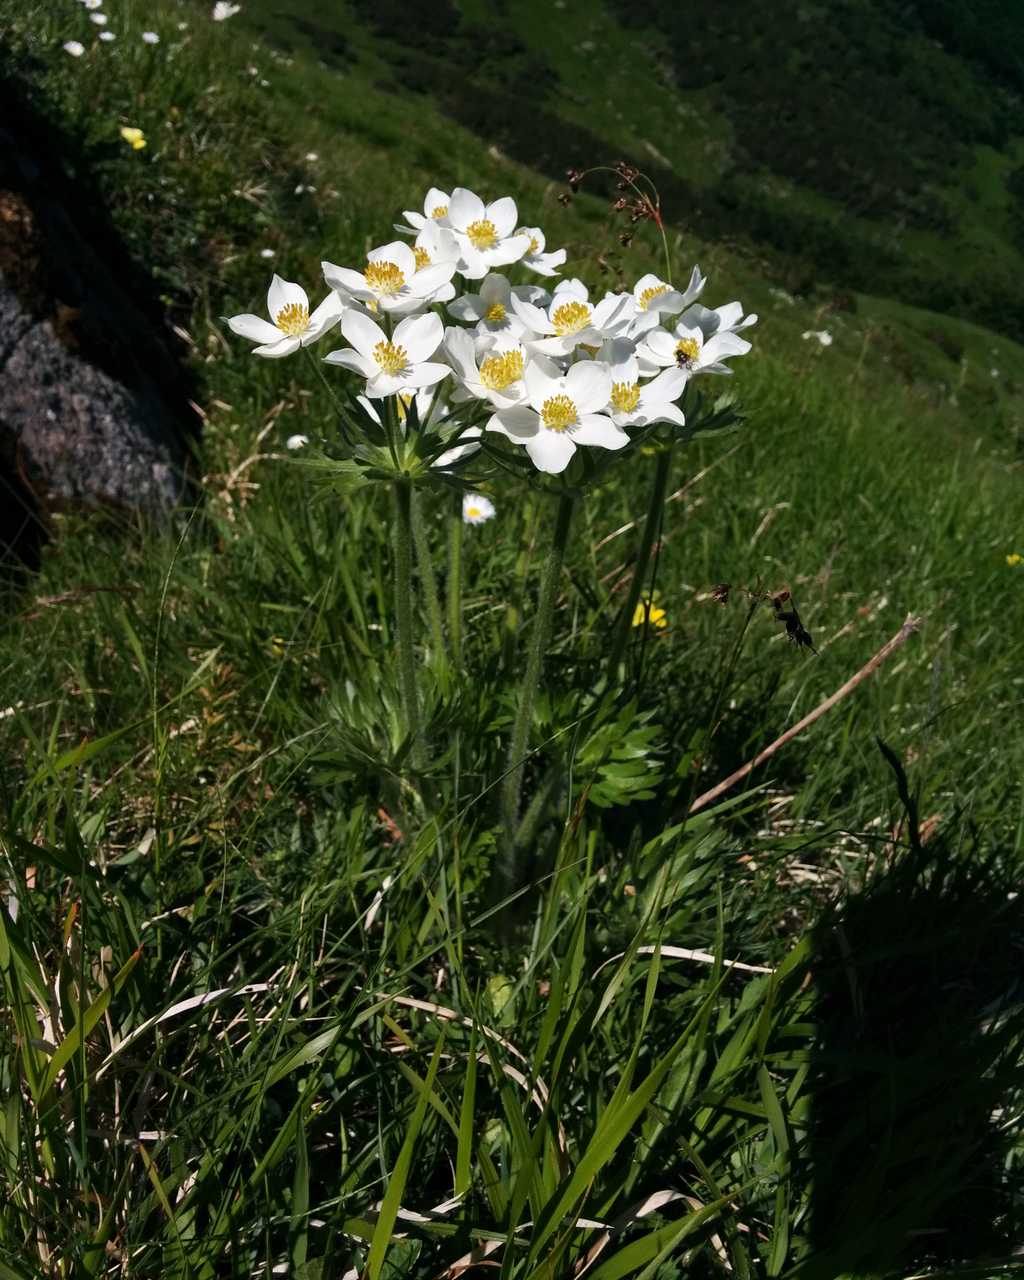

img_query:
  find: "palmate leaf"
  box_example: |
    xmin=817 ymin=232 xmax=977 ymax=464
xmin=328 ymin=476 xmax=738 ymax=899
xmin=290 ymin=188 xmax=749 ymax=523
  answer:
xmin=572 ymin=699 xmax=665 ymax=809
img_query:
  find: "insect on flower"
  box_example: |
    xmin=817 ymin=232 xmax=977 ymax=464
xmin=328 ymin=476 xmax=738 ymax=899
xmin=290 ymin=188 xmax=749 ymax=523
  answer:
xmin=770 ymin=589 xmax=817 ymax=654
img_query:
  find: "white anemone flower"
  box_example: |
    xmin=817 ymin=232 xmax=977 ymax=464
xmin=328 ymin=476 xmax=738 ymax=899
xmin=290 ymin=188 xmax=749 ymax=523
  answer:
xmin=63 ymin=40 xmax=86 ymax=55
xmin=286 ymin=434 xmax=309 ymax=450
xmin=410 ymin=221 xmax=461 ymax=306
xmin=212 ymin=1 xmax=241 ymax=18
xmin=141 ymin=30 xmax=159 ymax=43
xmin=443 ymin=328 xmax=528 ymax=410
xmin=89 ymin=12 xmax=108 ymax=24
xmin=639 ymin=316 xmax=752 ymax=379
xmin=487 ymin=357 xmax=628 ymax=474
xmin=516 ymin=226 xmax=567 ymax=277
xmin=446 ymin=188 xmax=532 ymax=280
xmin=626 ymin=266 xmax=707 ymax=339
xmin=324 ymin=311 xmax=449 ymax=399
xmin=602 ymin=340 xmax=687 ymax=429
xmin=511 ymin=278 xmax=632 ymax=357
xmin=225 ymin=275 xmax=344 ymax=358
xmin=396 ymin=187 xmax=452 ymax=235
xmin=447 ymin=273 xmax=545 ymax=340
xmin=79 ymin=0 xmax=103 ymax=8
xmin=323 ymin=240 xmax=455 ymax=316
xmin=99 ymin=29 xmax=115 ymax=40
xmin=462 ymin=493 xmax=495 ymax=525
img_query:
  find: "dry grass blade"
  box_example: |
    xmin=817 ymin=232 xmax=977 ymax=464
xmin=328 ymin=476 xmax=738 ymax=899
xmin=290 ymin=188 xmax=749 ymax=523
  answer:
xmin=593 ymin=945 xmax=773 ymax=980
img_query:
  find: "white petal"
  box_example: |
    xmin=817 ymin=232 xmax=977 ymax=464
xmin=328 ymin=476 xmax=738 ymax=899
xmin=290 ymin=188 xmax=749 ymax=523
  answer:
xmin=702 ymin=332 xmax=751 ymax=364
xmin=487 ymin=407 xmax=539 ymax=440
xmin=524 ymin=249 xmax=566 ymax=277
xmin=341 ymin=310 xmax=386 ymax=358
xmin=485 ymin=197 xmax=518 ymax=237
xmin=524 ymin=356 xmax=563 ymax=409
xmin=643 ymin=329 xmax=679 ymax=365
xmin=510 ymin=294 xmax=552 ymax=335
xmin=448 ymin=187 xmax=485 ymax=231
xmin=227 ymin=313 xmax=284 ymax=345
xmin=409 ymin=262 xmax=456 ymax=297
xmin=479 ymin=273 xmax=512 ymax=305
xmin=323 ymin=348 xmax=374 ymax=376
xmin=525 ymin=432 xmax=576 ymax=473
xmin=252 ymin=336 xmax=301 ymax=358
xmin=394 ymin=312 xmax=443 ymax=362
xmin=482 ymin=235 xmax=532 ymax=267
xmin=303 ymin=291 xmax=346 ymax=341
xmin=640 ymin=366 xmax=687 ymax=404
xmin=571 ymin=415 xmax=629 ymax=449
xmin=443 ymin=326 xmax=477 ymax=379
xmin=322 ymin=262 xmax=369 ymax=297
xmin=402 ymin=362 xmax=450 ymax=388
xmin=565 ymin=360 xmax=612 ymax=413
xmin=447 ymin=294 xmax=484 ymax=322
xmin=267 ymin=275 xmax=308 ymax=321
xmin=423 ymin=186 xmax=450 ymax=216
xmin=369 ymin=240 xmax=416 ymax=277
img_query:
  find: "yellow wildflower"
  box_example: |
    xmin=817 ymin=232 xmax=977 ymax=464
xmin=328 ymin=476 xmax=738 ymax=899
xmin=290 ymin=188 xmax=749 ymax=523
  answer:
xmin=632 ymin=599 xmax=668 ymax=630
xmin=1007 ymin=553 xmax=1023 ymax=568
xmin=119 ymin=126 xmax=147 ymax=151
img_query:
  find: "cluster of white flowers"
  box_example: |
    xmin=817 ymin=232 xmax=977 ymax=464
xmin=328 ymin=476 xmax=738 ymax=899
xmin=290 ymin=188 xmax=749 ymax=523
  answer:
xmin=226 ymin=186 xmax=755 ymax=475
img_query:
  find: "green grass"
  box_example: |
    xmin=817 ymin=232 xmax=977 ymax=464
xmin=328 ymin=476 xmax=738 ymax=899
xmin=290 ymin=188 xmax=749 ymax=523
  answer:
xmin=0 ymin=0 xmax=1022 ymax=1275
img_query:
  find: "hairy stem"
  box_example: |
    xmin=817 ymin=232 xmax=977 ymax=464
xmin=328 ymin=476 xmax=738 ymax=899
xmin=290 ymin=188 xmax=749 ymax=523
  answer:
xmin=607 ymin=444 xmax=674 ymax=675
xmin=500 ymin=490 xmax=575 ymax=882
xmin=447 ymin=491 xmax=464 ymax=666
xmin=410 ymin=489 xmax=448 ymax=668
xmin=392 ymin=480 xmax=421 ymax=765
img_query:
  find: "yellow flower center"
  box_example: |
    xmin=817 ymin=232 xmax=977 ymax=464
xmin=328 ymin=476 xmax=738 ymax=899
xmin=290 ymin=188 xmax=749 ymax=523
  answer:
xmin=675 ymin=337 xmax=700 ymax=368
xmin=638 ymin=284 xmax=669 ymax=311
xmin=610 ymin=381 xmax=640 ymax=414
xmin=466 ymin=218 xmax=498 ymax=250
xmin=274 ymin=302 xmax=309 ymax=335
xmin=541 ymin=393 xmax=578 ymax=433
xmin=484 ymin=301 xmax=507 ymax=323
xmin=479 ymin=349 xmax=524 ymax=390
xmin=413 ymin=246 xmax=431 ymax=270
xmin=528 ymin=236 xmax=540 ymax=255
xmin=551 ymin=300 xmax=591 ymax=336
xmin=430 ymin=203 xmax=448 ymax=219
xmin=364 ymin=260 xmax=406 ymax=296
xmin=373 ymin=340 xmax=408 ymax=375
xmin=465 ymin=505 xmax=481 ymax=519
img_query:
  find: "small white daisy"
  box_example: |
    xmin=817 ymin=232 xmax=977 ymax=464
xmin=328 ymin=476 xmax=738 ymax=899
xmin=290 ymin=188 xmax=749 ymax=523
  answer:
xmin=462 ymin=493 xmax=495 ymax=525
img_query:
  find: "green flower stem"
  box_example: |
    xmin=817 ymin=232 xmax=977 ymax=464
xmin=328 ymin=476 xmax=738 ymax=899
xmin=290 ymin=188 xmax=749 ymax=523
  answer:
xmin=500 ymin=490 xmax=575 ymax=873
xmin=410 ymin=488 xmax=448 ymax=668
xmin=607 ymin=443 xmax=674 ymax=675
xmin=392 ymin=479 xmax=421 ymax=765
xmin=447 ymin=491 xmax=464 ymax=666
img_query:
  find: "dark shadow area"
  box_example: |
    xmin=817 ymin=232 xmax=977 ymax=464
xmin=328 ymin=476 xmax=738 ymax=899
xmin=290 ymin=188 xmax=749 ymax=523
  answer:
xmin=802 ymin=745 xmax=1024 ymax=1277
xmin=0 ymin=52 xmax=200 ymax=574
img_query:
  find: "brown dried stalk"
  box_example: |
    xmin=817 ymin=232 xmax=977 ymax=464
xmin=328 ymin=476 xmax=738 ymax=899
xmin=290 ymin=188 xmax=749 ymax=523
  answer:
xmin=688 ymin=613 xmax=923 ymax=816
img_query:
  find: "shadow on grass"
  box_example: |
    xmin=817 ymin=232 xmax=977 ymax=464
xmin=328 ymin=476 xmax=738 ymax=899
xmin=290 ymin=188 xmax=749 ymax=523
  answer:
xmin=802 ymin=747 xmax=1023 ymax=1277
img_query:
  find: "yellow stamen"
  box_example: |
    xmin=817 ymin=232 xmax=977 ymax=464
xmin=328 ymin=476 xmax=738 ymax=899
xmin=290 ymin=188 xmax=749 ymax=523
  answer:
xmin=541 ymin=393 xmax=578 ymax=433
xmin=675 ymin=336 xmax=700 ymax=368
xmin=466 ymin=218 xmax=498 ymax=250
xmin=610 ymin=381 xmax=640 ymax=414
xmin=479 ymin=349 xmax=524 ymax=391
xmin=413 ymin=246 xmax=431 ymax=270
xmin=528 ymin=236 xmax=539 ymax=255
xmin=484 ymin=301 xmax=507 ymax=323
xmin=465 ymin=505 xmax=481 ymax=519
xmin=364 ymin=260 xmax=405 ymax=296
xmin=551 ymin=300 xmax=590 ymax=336
xmin=638 ymin=283 xmax=669 ymax=311
xmin=274 ymin=302 xmax=309 ymax=335
xmin=373 ymin=340 xmax=408 ymax=375
xmin=430 ymin=203 xmax=448 ymax=219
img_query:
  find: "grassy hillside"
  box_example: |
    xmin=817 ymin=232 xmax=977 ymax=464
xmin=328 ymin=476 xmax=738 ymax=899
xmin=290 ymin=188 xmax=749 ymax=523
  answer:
xmin=1 ymin=0 xmax=1022 ymax=1275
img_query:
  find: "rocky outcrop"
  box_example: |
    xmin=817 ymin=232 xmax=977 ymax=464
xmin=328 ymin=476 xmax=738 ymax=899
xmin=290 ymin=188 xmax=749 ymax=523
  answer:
xmin=0 ymin=88 xmax=198 ymax=565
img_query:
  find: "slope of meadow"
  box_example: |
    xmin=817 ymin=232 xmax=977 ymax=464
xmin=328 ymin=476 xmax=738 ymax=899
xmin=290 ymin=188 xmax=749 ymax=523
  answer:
xmin=0 ymin=1 xmax=1022 ymax=1276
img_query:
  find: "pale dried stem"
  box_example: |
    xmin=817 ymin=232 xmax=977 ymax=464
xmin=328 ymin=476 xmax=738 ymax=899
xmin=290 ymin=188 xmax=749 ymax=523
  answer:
xmin=689 ymin=613 xmax=923 ymax=817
